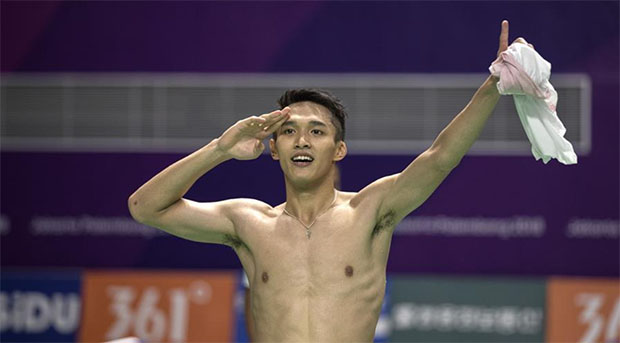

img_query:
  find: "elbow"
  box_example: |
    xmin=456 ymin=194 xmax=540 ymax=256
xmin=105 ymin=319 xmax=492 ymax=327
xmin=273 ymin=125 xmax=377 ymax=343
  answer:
xmin=128 ymin=193 xmax=148 ymax=224
xmin=128 ymin=192 xmax=172 ymax=225
xmin=442 ymin=156 xmax=461 ymax=171
xmin=431 ymin=149 xmax=461 ymax=172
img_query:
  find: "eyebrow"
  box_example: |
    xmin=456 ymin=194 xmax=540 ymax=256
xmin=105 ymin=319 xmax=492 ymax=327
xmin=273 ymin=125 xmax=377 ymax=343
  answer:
xmin=281 ymin=120 xmax=328 ymax=128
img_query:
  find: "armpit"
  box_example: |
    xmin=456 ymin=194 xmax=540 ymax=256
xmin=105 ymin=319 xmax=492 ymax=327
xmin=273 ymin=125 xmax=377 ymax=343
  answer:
xmin=371 ymin=210 xmax=396 ymax=238
xmin=223 ymin=233 xmax=250 ymax=251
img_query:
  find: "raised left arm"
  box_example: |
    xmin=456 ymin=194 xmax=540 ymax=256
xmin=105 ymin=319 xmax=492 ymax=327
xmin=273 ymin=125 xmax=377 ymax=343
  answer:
xmin=373 ymin=75 xmax=500 ymax=220
xmin=372 ymin=20 xmax=513 ymax=222
xmin=430 ymin=75 xmax=501 ymax=169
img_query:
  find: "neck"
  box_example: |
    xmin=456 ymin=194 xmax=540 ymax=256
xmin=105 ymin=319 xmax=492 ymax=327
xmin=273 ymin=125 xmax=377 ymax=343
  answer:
xmin=283 ymin=175 xmax=337 ymax=226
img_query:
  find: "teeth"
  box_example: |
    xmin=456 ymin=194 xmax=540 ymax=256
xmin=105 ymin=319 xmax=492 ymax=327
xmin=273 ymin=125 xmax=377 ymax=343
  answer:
xmin=292 ymin=156 xmax=313 ymax=162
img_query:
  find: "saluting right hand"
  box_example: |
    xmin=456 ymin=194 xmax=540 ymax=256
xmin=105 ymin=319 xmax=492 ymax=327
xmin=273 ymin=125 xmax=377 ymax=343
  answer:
xmin=216 ymin=108 xmax=291 ymax=160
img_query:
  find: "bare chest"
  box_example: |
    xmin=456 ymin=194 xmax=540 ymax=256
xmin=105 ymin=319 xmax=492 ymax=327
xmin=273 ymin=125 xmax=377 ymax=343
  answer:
xmin=236 ymin=203 xmax=392 ymax=341
xmin=238 ymin=205 xmax=387 ymax=289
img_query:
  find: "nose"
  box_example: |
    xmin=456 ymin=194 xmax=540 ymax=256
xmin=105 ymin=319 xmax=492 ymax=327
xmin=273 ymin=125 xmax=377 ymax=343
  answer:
xmin=295 ymin=132 xmax=311 ymax=149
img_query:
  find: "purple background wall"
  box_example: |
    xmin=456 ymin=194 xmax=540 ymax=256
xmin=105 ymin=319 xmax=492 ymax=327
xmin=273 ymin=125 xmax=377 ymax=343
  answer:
xmin=1 ymin=1 xmax=618 ymax=276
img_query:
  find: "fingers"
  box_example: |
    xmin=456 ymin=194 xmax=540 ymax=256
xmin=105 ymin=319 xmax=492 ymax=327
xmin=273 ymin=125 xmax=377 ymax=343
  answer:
xmin=498 ymin=20 xmax=509 ymax=53
xmin=257 ymin=107 xmax=290 ymax=130
xmin=260 ymin=107 xmax=290 ymax=123
xmin=262 ymin=110 xmax=290 ymax=135
xmin=247 ymin=107 xmax=286 ymax=127
xmin=259 ymin=110 xmax=280 ymax=122
xmin=243 ymin=107 xmax=290 ymax=134
xmin=247 ymin=116 xmax=267 ymax=128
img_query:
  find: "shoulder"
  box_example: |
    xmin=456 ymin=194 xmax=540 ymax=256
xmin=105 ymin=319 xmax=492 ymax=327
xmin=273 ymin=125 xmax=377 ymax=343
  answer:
xmin=335 ymin=176 xmax=397 ymax=219
xmin=220 ymin=198 xmax=277 ymax=247
xmin=348 ymin=174 xmax=399 ymax=209
xmin=223 ymin=198 xmax=277 ymax=219
xmin=336 ymin=182 xmax=400 ymax=238
xmin=345 ymin=174 xmax=403 ymax=235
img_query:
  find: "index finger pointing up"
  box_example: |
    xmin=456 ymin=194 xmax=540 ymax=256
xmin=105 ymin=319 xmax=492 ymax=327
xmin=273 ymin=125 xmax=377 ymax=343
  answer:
xmin=499 ymin=20 xmax=509 ymax=53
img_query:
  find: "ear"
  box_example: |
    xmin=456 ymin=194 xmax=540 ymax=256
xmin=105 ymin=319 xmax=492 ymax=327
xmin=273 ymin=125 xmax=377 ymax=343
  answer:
xmin=269 ymin=138 xmax=280 ymax=160
xmin=333 ymin=141 xmax=347 ymax=162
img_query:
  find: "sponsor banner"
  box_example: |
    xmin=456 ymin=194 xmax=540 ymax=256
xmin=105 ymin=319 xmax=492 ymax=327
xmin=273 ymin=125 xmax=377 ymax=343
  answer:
xmin=79 ymin=270 xmax=236 ymax=343
xmin=546 ymin=277 xmax=620 ymax=343
xmin=0 ymin=270 xmax=82 ymax=342
xmin=388 ymin=276 xmax=546 ymax=342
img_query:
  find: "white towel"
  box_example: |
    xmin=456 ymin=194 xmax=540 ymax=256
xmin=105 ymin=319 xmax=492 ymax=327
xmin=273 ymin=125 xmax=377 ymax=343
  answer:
xmin=489 ymin=43 xmax=578 ymax=165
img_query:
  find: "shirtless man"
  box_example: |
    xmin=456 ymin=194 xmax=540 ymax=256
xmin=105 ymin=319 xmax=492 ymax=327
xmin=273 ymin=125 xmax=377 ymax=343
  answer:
xmin=129 ymin=20 xmax=527 ymax=341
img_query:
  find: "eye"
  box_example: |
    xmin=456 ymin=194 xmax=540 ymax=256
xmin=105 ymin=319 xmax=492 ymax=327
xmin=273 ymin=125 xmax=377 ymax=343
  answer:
xmin=311 ymin=129 xmax=324 ymax=135
xmin=283 ymin=128 xmax=295 ymax=134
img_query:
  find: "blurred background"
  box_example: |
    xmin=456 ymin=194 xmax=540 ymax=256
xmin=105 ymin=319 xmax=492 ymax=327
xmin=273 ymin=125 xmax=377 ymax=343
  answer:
xmin=1 ymin=1 xmax=618 ymax=342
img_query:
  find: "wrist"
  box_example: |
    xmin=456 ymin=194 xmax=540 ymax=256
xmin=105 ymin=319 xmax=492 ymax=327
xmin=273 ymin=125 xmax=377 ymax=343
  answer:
xmin=482 ymin=75 xmax=500 ymax=96
xmin=206 ymin=138 xmax=233 ymax=163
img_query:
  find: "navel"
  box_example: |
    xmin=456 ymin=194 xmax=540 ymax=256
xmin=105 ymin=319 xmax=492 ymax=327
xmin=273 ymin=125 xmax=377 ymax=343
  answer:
xmin=262 ymin=271 xmax=269 ymax=283
xmin=345 ymin=265 xmax=354 ymax=277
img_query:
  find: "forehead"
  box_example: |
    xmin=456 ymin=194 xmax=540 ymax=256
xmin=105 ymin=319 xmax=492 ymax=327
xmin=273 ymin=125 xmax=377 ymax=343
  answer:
xmin=286 ymin=101 xmax=333 ymax=125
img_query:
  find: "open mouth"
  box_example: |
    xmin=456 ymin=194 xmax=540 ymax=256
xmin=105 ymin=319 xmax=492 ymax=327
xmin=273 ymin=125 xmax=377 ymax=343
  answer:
xmin=291 ymin=154 xmax=314 ymax=167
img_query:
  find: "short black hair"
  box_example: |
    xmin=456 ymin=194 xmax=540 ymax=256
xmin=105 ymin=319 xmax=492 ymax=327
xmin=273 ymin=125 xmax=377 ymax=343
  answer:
xmin=274 ymin=88 xmax=348 ymax=142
